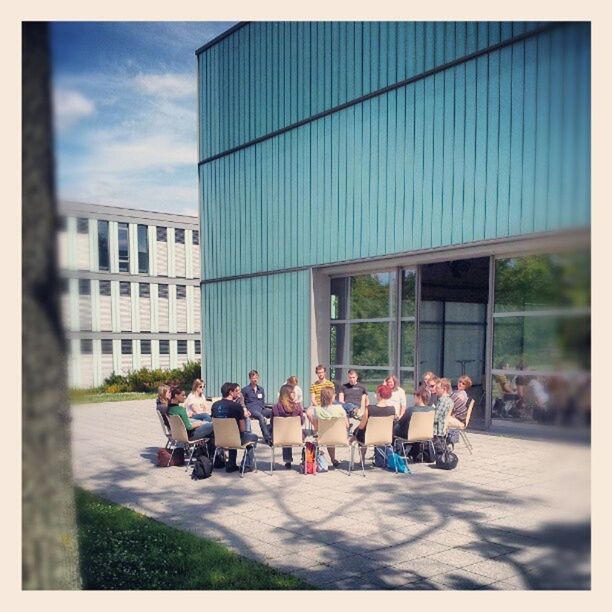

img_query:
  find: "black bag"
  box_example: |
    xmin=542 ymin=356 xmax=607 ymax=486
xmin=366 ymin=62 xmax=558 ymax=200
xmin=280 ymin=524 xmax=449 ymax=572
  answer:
xmin=373 ymin=446 xmax=387 ymax=467
xmin=191 ymin=455 xmax=213 ymax=480
xmin=435 ymin=448 xmax=459 ymax=470
xmin=446 ymin=429 xmax=460 ymax=445
xmin=408 ymin=441 xmax=436 ymax=463
xmin=213 ymin=450 xmax=226 ymax=469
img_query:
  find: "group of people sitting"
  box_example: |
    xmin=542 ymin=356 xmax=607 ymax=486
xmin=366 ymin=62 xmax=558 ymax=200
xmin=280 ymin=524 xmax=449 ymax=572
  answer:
xmin=156 ymin=365 xmax=473 ymax=474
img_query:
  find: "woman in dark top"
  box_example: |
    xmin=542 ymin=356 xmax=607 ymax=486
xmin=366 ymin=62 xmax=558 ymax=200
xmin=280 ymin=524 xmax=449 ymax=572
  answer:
xmin=351 ymin=385 xmax=396 ymax=463
xmin=271 ymin=384 xmax=305 ymax=469
xmin=393 ymin=385 xmax=432 ymax=439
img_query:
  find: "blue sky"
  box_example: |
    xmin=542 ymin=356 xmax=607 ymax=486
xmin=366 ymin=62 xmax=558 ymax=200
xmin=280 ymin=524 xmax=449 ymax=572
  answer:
xmin=50 ymin=22 xmax=236 ymax=215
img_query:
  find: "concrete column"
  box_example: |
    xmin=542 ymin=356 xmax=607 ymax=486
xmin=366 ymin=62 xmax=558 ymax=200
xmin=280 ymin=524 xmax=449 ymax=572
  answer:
xmin=109 ymin=221 xmax=119 ymax=273
xmin=88 ymin=218 xmax=97 ymax=271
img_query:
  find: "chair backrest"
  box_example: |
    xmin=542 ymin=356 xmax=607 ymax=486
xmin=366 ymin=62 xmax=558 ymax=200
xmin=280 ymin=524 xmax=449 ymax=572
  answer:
xmin=272 ymin=415 xmax=303 ymax=447
xmin=212 ymin=418 xmax=242 ymax=448
xmin=464 ymin=399 xmax=475 ymax=428
xmin=167 ymin=414 xmax=190 ymax=443
xmin=364 ymin=415 xmax=394 ymax=446
xmin=407 ymin=411 xmax=435 ymax=443
xmin=318 ymin=417 xmax=349 ymax=446
xmin=156 ymin=409 xmax=170 ymax=435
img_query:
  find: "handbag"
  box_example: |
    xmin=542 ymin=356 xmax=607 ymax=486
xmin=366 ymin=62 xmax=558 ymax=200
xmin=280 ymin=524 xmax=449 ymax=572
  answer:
xmin=435 ymin=448 xmax=459 ymax=470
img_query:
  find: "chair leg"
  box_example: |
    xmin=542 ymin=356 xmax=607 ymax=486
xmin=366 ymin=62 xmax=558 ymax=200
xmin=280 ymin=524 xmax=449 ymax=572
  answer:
xmin=360 ymin=445 xmax=366 ymax=477
xmin=168 ymin=446 xmax=175 ymax=467
xmin=185 ymin=444 xmax=195 ymax=472
xmin=269 ymin=446 xmax=274 ymax=476
xmin=390 ymin=445 xmax=398 ymax=473
xmin=460 ymin=430 xmax=473 ymax=454
xmin=349 ymin=445 xmax=353 ymax=476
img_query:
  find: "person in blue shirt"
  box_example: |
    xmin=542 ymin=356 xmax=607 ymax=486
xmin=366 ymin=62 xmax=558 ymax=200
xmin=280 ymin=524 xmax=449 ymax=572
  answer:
xmin=241 ymin=370 xmax=272 ymax=445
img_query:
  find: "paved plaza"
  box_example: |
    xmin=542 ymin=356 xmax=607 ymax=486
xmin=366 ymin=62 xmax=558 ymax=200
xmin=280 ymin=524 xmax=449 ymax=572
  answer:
xmin=71 ymin=400 xmax=590 ymax=590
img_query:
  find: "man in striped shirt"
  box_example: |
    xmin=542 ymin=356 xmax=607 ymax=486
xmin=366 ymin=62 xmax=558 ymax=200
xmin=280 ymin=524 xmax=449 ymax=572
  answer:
xmin=310 ymin=364 xmax=336 ymax=406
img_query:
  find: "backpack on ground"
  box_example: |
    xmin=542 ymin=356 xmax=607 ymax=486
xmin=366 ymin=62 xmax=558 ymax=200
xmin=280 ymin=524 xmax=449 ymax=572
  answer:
xmin=301 ymin=441 xmax=317 ymax=475
xmin=373 ymin=445 xmax=387 ymax=468
xmin=316 ymin=449 xmax=328 ymax=472
xmin=213 ymin=449 xmax=226 ymax=469
xmin=385 ymin=447 xmax=410 ymax=473
xmin=408 ymin=442 xmax=436 ymax=463
xmin=157 ymin=447 xmax=184 ymax=467
xmin=435 ymin=448 xmax=459 ymax=470
xmin=191 ymin=455 xmax=214 ymax=479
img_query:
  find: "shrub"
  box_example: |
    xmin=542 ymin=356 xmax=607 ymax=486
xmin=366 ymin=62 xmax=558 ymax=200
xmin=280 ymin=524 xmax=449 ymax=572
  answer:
xmin=100 ymin=361 xmax=202 ymax=394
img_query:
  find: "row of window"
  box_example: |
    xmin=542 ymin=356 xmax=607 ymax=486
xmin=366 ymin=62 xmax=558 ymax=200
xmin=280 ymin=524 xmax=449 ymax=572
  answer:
xmin=62 ymin=216 xmax=199 ymax=275
xmin=79 ymin=339 xmax=201 ymax=355
xmin=74 ymin=279 xmax=190 ymax=298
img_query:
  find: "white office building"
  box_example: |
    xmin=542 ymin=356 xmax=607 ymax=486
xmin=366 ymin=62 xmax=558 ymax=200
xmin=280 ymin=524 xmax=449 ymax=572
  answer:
xmin=57 ymin=201 xmax=202 ymax=388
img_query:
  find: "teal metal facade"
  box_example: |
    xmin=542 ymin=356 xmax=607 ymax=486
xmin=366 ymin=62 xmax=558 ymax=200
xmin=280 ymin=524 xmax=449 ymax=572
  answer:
xmin=197 ymin=21 xmax=590 ymax=396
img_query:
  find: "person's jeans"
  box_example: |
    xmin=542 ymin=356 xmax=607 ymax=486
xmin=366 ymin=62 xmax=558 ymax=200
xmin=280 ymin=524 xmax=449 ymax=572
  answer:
xmin=189 ymin=421 xmax=214 ymax=440
xmin=228 ymin=432 xmax=259 ymax=468
xmin=191 ymin=413 xmax=212 ymax=422
xmin=249 ymin=407 xmax=272 ymax=443
xmin=339 ymin=402 xmax=358 ymax=417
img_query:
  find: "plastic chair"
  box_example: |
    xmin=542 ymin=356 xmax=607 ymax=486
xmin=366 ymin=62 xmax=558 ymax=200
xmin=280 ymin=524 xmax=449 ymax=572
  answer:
xmin=156 ymin=409 xmax=173 ymax=449
xmin=316 ymin=417 xmax=352 ymax=475
xmin=269 ymin=415 xmax=304 ymax=475
xmin=394 ymin=411 xmax=436 ymax=465
xmin=455 ymin=399 xmax=475 ymax=454
xmin=350 ymin=415 xmax=396 ymax=477
xmin=212 ymin=418 xmax=258 ymax=478
xmin=167 ymin=414 xmax=208 ymax=472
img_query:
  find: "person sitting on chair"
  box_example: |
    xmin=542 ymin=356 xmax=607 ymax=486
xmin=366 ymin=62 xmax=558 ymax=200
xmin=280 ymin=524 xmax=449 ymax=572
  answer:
xmin=448 ymin=375 xmax=472 ymax=429
xmin=434 ymin=378 xmax=455 ymax=437
xmin=271 ymin=384 xmax=305 ymax=470
xmin=351 ymin=384 xmax=396 ymax=463
xmin=306 ymin=386 xmax=348 ymax=468
xmin=167 ymin=386 xmax=213 ymax=441
xmin=393 ymin=384 xmax=433 ymax=440
xmin=212 ymin=382 xmax=259 ymax=473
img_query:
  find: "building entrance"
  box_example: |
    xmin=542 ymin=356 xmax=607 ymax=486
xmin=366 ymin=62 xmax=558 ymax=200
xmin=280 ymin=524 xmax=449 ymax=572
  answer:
xmin=418 ymin=257 xmax=490 ymax=428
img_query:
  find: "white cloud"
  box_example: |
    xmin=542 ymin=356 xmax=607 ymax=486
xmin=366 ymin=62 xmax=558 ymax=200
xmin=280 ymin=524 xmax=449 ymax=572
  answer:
xmin=53 ymin=88 xmax=95 ymax=132
xmin=134 ymin=73 xmax=196 ymax=99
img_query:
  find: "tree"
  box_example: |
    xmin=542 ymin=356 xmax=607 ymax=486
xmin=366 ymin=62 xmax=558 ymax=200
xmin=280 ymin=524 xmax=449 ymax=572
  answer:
xmin=22 ymin=22 xmax=81 ymax=589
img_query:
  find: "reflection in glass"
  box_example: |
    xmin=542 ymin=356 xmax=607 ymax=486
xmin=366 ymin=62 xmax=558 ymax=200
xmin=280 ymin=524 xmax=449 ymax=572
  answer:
xmin=137 ymin=224 xmax=149 ymax=274
xmin=399 ymin=370 xmax=415 ymax=395
xmin=98 ymin=220 xmax=109 ymax=271
xmin=401 ymin=269 xmax=416 ymax=317
xmin=330 ymin=277 xmax=349 ymax=320
xmin=118 ymin=222 xmax=130 ymax=272
xmin=495 ymin=252 xmax=590 ymax=312
xmin=330 ymin=324 xmax=346 ymax=365
xmin=400 ymin=322 xmax=415 ymax=368
xmin=350 ymin=322 xmax=390 ymax=367
xmin=494 ymin=315 xmax=590 ymax=372
xmin=491 ymin=372 xmax=590 ymax=427
xmin=350 ymin=273 xmax=394 ymax=319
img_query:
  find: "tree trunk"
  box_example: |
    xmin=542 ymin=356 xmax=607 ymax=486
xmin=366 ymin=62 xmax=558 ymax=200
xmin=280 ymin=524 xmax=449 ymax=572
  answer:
xmin=22 ymin=22 xmax=81 ymax=590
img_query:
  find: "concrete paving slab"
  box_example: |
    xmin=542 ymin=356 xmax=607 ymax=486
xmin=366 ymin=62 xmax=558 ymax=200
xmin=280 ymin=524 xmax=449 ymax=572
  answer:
xmin=70 ymin=399 xmax=591 ymax=590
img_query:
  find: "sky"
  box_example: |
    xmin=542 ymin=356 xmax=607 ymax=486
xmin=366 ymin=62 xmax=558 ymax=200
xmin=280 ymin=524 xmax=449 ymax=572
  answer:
xmin=50 ymin=21 xmax=236 ymax=216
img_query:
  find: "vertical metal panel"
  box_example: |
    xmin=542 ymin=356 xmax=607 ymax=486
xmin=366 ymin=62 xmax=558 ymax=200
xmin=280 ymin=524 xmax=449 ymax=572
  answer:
xmin=175 ymin=243 xmax=186 ymax=277
xmin=79 ymin=296 xmax=92 ymax=331
xmin=76 ymin=234 xmax=89 ymax=270
xmin=99 ymin=296 xmax=112 ymax=331
xmin=119 ymin=296 xmax=131 ymax=331
xmin=199 ymin=23 xmax=589 ymax=280
xmin=139 ymin=297 xmax=151 ymax=332
xmin=203 ymin=270 xmax=310 ymax=398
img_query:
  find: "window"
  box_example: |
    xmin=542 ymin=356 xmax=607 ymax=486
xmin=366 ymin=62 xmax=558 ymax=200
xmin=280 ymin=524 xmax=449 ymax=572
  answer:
xmin=192 ymin=230 xmax=200 ymax=245
xmin=101 ymin=339 xmax=113 ymax=354
xmin=492 ymin=251 xmax=590 ymax=423
xmin=76 ymin=217 xmax=89 ymax=234
xmin=177 ymin=340 xmax=187 ymax=354
xmin=158 ymin=284 xmax=168 ymax=299
xmin=80 ymin=339 xmax=93 ymax=354
xmin=121 ymin=339 xmax=132 ymax=355
xmin=98 ymin=220 xmax=109 ymax=271
xmin=137 ymin=224 xmax=149 ymax=274
xmin=330 ymin=272 xmax=395 ymax=391
xmin=159 ymin=340 xmax=170 ymax=355
xmin=139 ymin=283 xmax=150 ymax=298
xmin=120 ymin=282 xmax=131 ymax=297
xmin=156 ymin=226 xmax=167 ymax=242
xmin=195 ymin=340 xmax=201 ymax=354
xmin=118 ymin=222 xmax=130 ymax=272
xmin=78 ymin=279 xmax=90 ymax=296
xmin=175 ymin=229 xmax=185 ymax=244
xmin=99 ymin=280 xmax=111 ymax=296
xmin=176 ymin=285 xmax=186 ymax=299
xmin=141 ymin=340 xmax=151 ymax=354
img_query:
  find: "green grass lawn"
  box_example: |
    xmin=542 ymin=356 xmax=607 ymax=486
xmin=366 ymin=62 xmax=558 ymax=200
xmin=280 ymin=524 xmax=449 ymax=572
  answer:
xmin=70 ymin=391 xmax=155 ymax=404
xmin=75 ymin=488 xmax=315 ymax=590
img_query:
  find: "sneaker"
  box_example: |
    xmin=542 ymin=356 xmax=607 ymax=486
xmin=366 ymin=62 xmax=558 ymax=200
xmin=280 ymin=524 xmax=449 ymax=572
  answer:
xmin=332 ymin=459 xmax=340 ymax=468
xmin=284 ymin=462 xmax=292 ymax=470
